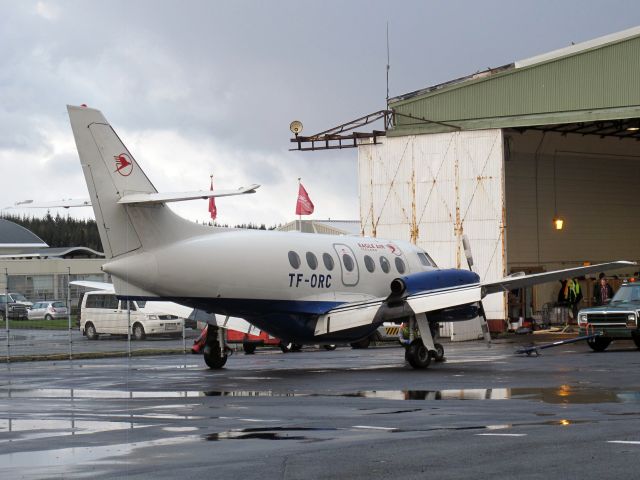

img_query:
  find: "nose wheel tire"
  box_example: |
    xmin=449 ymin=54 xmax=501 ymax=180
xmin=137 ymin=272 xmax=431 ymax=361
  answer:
xmin=323 ymin=344 xmax=337 ymax=351
xmin=204 ymin=351 xmax=228 ymax=369
xmin=406 ymin=339 xmax=431 ymax=369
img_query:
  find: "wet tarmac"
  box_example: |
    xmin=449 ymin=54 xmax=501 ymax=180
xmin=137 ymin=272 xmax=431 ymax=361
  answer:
xmin=1 ymin=339 xmax=640 ymax=479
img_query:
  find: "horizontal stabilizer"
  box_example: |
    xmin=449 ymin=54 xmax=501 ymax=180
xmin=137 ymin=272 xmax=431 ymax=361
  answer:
xmin=70 ymin=280 xmax=115 ymax=292
xmin=118 ymin=185 xmax=260 ymax=205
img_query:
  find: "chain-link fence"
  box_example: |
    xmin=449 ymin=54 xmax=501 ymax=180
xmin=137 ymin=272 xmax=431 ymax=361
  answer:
xmin=1 ymin=268 xmax=200 ymax=363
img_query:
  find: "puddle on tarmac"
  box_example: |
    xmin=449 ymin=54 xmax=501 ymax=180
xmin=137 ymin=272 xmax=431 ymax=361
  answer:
xmin=2 ymin=386 xmax=640 ymax=405
xmin=0 ymin=435 xmax=196 ymax=468
xmin=203 ymin=386 xmax=640 ymax=404
xmin=204 ymin=418 xmax=597 ymax=442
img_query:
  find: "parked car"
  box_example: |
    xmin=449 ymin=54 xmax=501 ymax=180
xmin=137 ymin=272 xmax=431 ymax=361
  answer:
xmin=0 ymin=294 xmax=29 ymax=321
xmin=27 ymin=300 xmax=68 ymax=321
xmin=578 ymin=280 xmax=640 ymax=352
xmin=6 ymin=292 xmax=33 ymax=309
xmin=80 ymin=290 xmax=183 ymax=340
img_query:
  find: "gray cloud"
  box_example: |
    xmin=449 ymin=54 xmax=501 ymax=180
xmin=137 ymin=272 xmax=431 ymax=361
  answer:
xmin=1 ymin=0 xmax=638 ymax=225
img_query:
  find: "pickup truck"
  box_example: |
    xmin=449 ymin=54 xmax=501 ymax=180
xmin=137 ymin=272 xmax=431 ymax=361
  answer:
xmin=578 ymin=281 xmax=640 ymax=351
xmin=0 ymin=294 xmax=29 ymax=321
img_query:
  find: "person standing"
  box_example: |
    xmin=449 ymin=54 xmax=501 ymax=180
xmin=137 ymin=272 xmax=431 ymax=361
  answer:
xmin=593 ymin=276 xmax=614 ymax=306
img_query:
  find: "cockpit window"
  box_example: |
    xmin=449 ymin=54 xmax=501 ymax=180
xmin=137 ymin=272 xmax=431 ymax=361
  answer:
xmin=417 ymin=250 xmax=437 ymax=267
xmin=306 ymin=252 xmax=318 ymax=270
xmin=379 ymin=256 xmax=390 ymax=273
xmin=364 ymin=255 xmax=375 ymax=273
xmin=322 ymin=253 xmax=335 ymax=271
xmin=288 ymin=251 xmax=301 ymax=269
xmin=395 ymin=257 xmax=406 ymax=274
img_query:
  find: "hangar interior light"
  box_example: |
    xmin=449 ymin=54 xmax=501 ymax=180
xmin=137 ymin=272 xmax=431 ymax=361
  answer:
xmin=553 ymin=217 xmax=564 ymax=230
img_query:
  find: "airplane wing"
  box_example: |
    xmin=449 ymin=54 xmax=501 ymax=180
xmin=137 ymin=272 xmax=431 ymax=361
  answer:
xmin=118 ymin=185 xmax=260 ymax=205
xmin=8 ymin=198 xmax=92 ymax=209
xmin=315 ymin=261 xmax=635 ymax=336
xmin=482 ymin=261 xmax=636 ymax=295
xmin=315 ymin=283 xmax=481 ymax=336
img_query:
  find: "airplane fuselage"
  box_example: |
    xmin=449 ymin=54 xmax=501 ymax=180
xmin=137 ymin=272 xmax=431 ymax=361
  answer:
xmin=102 ymin=228 xmax=478 ymax=342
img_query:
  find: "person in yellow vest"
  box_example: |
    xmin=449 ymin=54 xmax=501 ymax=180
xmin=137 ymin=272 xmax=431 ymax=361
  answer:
xmin=563 ymin=278 xmax=583 ymax=321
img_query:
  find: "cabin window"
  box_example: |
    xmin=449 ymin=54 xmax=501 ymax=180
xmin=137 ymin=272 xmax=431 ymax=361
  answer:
xmin=364 ymin=255 xmax=375 ymax=273
xmin=288 ymin=251 xmax=301 ymax=269
xmin=306 ymin=252 xmax=318 ymax=270
xmin=342 ymin=254 xmax=355 ymax=272
xmin=322 ymin=253 xmax=335 ymax=270
xmin=395 ymin=257 xmax=406 ymax=274
xmin=379 ymin=256 xmax=390 ymax=273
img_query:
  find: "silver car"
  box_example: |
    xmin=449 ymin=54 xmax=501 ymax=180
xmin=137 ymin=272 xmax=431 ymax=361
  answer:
xmin=28 ymin=301 xmax=68 ymax=320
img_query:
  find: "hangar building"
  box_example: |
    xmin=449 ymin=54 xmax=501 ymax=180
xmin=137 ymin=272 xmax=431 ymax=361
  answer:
xmin=0 ymin=219 xmax=106 ymax=305
xmin=295 ymin=26 xmax=640 ymax=330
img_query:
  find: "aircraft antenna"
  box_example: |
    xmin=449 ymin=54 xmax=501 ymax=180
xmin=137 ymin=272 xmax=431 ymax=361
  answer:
xmin=386 ymin=21 xmax=390 ymax=107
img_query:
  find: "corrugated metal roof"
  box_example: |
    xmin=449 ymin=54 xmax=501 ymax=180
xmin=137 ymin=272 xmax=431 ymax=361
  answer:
xmin=0 ymin=219 xmax=48 ymax=248
xmin=389 ymin=26 xmax=640 ymax=136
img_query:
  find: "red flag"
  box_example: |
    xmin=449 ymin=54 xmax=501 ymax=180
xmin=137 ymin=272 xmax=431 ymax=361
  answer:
xmin=208 ymin=177 xmax=217 ymax=221
xmin=295 ymin=183 xmax=314 ymax=215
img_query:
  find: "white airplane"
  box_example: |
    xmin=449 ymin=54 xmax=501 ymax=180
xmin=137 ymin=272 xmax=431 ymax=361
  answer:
xmin=66 ymin=105 xmax=634 ymax=369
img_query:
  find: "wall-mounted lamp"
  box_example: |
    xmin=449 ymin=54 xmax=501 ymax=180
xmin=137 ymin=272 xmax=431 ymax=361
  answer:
xmin=552 ymin=151 xmax=564 ymax=231
xmin=553 ymin=216 xmax=564 ymax=230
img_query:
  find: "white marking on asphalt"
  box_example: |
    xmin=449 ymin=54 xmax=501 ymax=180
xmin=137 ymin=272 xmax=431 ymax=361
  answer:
xmin=352 ymin=425 xmax=398 ymax=431
xmin=219 ymin=416 xmax=281 ymax=422
xmin=608 ymin=440 xmax=640 ymax=445
xmin=476 ymin=433 xmax=527 ymax=437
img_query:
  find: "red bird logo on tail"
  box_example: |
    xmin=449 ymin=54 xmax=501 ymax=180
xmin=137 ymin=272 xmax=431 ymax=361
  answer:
xmin=114 ymin=153 xmax=133 ymax=176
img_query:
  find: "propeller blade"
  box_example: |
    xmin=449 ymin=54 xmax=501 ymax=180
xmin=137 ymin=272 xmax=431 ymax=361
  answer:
xmin=462 ymin=235 xmax=475 ymax=273
xmin=462 ymin=235 xmax=491 ymax=346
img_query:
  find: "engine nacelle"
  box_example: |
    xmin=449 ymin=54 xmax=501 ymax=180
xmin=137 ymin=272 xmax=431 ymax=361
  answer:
xmin=390 ymin=269 xmax=480 ymax=297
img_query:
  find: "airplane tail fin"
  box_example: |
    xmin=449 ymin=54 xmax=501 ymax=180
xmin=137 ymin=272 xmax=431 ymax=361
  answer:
xmin=67 ymin=105 xmax=208 ymax=259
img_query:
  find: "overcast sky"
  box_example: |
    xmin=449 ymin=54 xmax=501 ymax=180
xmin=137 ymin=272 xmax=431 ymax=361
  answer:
xmin=1 ymin=1 xmax=638 ymax=226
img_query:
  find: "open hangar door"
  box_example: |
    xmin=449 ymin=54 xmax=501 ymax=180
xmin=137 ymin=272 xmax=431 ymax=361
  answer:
xmin=504 ymin=121 xmax=640 ymax=323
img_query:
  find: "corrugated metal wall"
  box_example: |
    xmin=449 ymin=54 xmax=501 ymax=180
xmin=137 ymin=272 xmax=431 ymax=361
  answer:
xmin=358 ymin=130 xmax=506 ymax=323
xmin=390 ymin=34 xmax=640 ymax=136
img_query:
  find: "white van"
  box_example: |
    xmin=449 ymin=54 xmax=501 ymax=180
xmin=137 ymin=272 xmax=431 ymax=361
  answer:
xmin=80 ymin=290 xmax=184 ymax=340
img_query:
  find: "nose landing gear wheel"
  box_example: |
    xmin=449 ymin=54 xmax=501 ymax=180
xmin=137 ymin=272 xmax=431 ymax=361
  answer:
xmin=406 ymin=339 xmax=431 ymax=369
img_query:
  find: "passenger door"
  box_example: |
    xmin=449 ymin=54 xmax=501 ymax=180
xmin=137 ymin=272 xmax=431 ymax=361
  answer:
xmin=333 ymin=243 xmax=359 ymax=287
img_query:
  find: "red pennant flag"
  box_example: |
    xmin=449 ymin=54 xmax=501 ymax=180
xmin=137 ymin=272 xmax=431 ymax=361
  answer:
xmin=295 ymin=183 xmax=314 ymax=215
xmin=208 ymin=177 xmax=217 ymax=221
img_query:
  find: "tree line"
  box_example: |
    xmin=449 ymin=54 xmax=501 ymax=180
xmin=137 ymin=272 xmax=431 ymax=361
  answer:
xmin=2 ymin=213 xmax=280 ymax=252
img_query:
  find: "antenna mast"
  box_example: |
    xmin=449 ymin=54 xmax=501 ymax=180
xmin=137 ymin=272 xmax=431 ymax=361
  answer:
xmin=386 ymin=21 xmax=390 ymax=108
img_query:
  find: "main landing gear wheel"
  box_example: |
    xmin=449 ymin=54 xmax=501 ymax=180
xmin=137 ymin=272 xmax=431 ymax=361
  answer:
xmin=587 ymin=336 xmax=612 ymax=352
xmin=350 ymin=336 xmax=371 ymax=349
xmin=291 ymin=343 xmax=303 ymax=352
xmin=243 ymin=343 xmax=256 ymax=354
xmin=406 ymin=339 xmax=431 ymax=369
xmin=323 ymin=344 xmax=337 ymax=351
xmin=633 ymin=333 xmax=640 ymax=350
xmin=280 ymin=342 xmax=293 ymax=353
xmin=433 ymin=342 xmax=445 ymax=362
